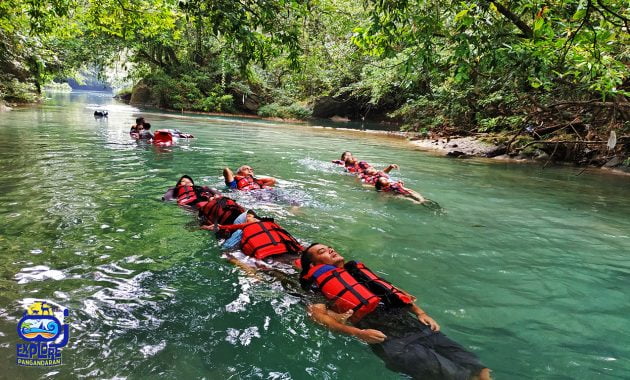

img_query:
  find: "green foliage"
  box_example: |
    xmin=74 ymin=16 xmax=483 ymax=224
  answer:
xmin=0 ymin=75 xmax=39 ymax=103
xmin=258 ymin=102 xmax=312 ymax=119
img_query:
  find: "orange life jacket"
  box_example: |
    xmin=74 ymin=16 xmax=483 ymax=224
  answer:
xmin=240 ymin=221 xmax=303 ymax=259
xmin=234 ymin=175 xmax=263 ymax=191
xmin=175 ymin=185 xmax=198 ymax=206
xmin=303 ymin=261 xmax=413 ymax=322
xmin=198 ymin=197 xmax=245 ymax=225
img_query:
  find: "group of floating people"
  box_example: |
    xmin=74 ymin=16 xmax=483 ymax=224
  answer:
xmin=163 ymin=157 xmax=491 ymax=379
xmin=130 ymin=117 xmax=194 ymax=146
xmin=333 ymin=151 xmax=436 ymax=205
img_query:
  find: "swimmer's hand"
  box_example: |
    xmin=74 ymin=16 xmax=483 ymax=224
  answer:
xmin=357 ymin=329 xmax=387 ymax=344
xmin=418 ymin=314 xmax=440 ymax=332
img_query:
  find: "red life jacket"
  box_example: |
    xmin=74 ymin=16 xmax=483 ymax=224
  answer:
xmin=234 ymin=175 xmax=263 ymax=191
xmin=361 ymin=171 xmax=388 ymax=185
xmin=153 ymin=130 xmax=173 ymax=146
xmin=175 ymin=185 xmax=198 ymax=206
xmin=303 ymin=261 xmax=413 ymax=322
xmin=346 ymin=160 xmax=370 ymax=173
xmin=303 ymin=264 xmax=380 ymax=322
xmin=198 ymin=197 xmax=245 ymax=225
xmin=240 ymin=221 xmax=303 ymax=259
xmin=344 ymin=261 xmax=413 ymax=308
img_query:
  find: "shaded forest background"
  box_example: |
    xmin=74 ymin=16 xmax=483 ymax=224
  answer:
xmin=1 ymin=0 xmax=628 ymax=164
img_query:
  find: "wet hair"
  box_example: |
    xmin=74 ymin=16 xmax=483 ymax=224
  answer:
xmin=176 ymin=175 xmax=195 ymax=187
xmin=299 ymin=243 xmax=321 ymax=290
xmin=143 ymin=122 xmax=151 ymax=130
xmin=340 ymin=151 xmax=352 ymax=160
xmin=136 ymin=117 xmax=145 ymax=125
xmin=375 ymin=177 xmax=388 ymax=191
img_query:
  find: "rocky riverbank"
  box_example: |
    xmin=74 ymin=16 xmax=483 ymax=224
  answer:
xmin=408 ymin=134 xmax=630 ymax=174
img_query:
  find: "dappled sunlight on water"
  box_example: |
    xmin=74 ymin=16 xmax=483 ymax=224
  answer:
xmin=0 ymin=92 xmax=629 ymax=379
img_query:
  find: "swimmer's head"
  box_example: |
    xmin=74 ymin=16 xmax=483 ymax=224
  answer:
xmin=176 ymin=175 xmax=194 ymax=187
xmin=375 ymin=176 xmax=389 ymax=191
xmin=344 ymin=157 xmax=357 ymax=166
xmin=237 ymin=165 xmax=254 ymax=176
xmin=136 ymin=117 xmax=145 ymax=125
xmin=341 ymin=151 xmax=352 ymax=160
xmin=245 ymin=209 xmax=260 ymax=223
xmin=299 ymin=243 xmax=345 ymax=290
xmin=304 ymin=243 xmax=344 ymax=266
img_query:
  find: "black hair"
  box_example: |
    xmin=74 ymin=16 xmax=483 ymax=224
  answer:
xmin=175 ymin=175 xmax=194 ymax=187
xmin=136 ymin=117 xmax=145 ymax=125
xmin=375 ymin=177 xmax=388 ymax=191
xmin=299 ymin=242 xmax=321 ymax=290
xmin=143 ymin=122 xmax=151 ymax=130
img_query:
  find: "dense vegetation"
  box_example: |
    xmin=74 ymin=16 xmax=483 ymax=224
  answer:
xmin=1 ymin=0 xmax=628 ymax=163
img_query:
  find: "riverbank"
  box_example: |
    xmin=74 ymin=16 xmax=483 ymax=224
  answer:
xmin=407 ymin=134 xmax=630 ymax=175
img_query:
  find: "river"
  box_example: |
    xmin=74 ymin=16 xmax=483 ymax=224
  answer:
xmin=0 ymin=91 xmax=629 ymax=379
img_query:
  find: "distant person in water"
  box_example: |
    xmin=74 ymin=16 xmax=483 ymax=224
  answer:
xmin=163 ymin=175 xmax=219 ymax=208
xmin=203 ymin=209 xmax=302 ymax=265
xmin=344 ymin=156 xmax=372 ymax=173
xmin=375 ymin=176 xmax=427 ymax=204
xmin=332 ymin=151 xmax=353 ymax=166
xmin=223 ymin=165 xmax=276 ymax=191
xmin=130 ymin=117 xmax=145 ymax=139
xmin=138 ymin=122 xmax=154 ymax=140
xmin=300 ymin=243 xmax=491 ymax=380
xmin=198 ymin=193 xmax=246 ymax=227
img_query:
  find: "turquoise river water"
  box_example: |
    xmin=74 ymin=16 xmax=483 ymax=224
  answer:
xmin=0 ymin=92 xmax=629 ymax=379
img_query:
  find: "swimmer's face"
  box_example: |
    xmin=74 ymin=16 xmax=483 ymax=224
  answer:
xmin=238 ymin=166 xmax=254 ymax=176
xmin=179 ymin=178 xmax=193 ymax=187
xmin=341 ymin=151 xmax=352 ymax=160
xmin=308 ymin=244 xmax=344 ymax=266
xmin=245 ymin=212 xmax=259 ymax=223
xmin=345 ymin=157 xmax=357 ymax=165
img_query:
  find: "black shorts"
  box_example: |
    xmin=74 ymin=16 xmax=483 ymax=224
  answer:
xmin=370 ymin=325 xmax=485 ymax=380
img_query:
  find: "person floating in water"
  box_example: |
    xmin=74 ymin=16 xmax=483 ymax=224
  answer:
xmin=359 ymin=164 xmax=400 ymax=185
xmin=138 ymin=122 xmax=154 ymax=140
xmin=375 ymin=176 xmax=428 ymax=204
xmin=299 ymin=243 xmax=491 ymax=380
xmin=204 ymin=210 xmax=303 ymax=265
xmin=344 ymin=156 xmax=372 ymax=173
xmin=163 ymin=175 xmax=218 ymax=208
xmin=223 ymin=165 xmax=276 ymax=191
xmin=130 ymin=117 xmax=145 ymax=139
xmin=198 ymin=194 xmax=245 ymax=227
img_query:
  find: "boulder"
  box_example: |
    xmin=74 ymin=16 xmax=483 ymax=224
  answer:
xmin=446 ymin=150 xmax=467 ymax=158
xmin=603 ymin=156 xmax=622 ymax=168
xmin=0 ymin=101 xmax=12 ymax=112
xmin=130 ymin=82 xmax=153 ymax=106
xmin=485 ymin=144 xmax=507 ymax=158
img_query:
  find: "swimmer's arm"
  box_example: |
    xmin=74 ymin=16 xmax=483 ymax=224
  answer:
xmin=382 ymin=164 xmax=399 ymax=173
xmin=307 ymin=304 xmax=386 ymax=344
xmin=256 ymin=176 xmax=276 ymax=187
xmin=410 ymin=303 xmax=440 ymax=331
